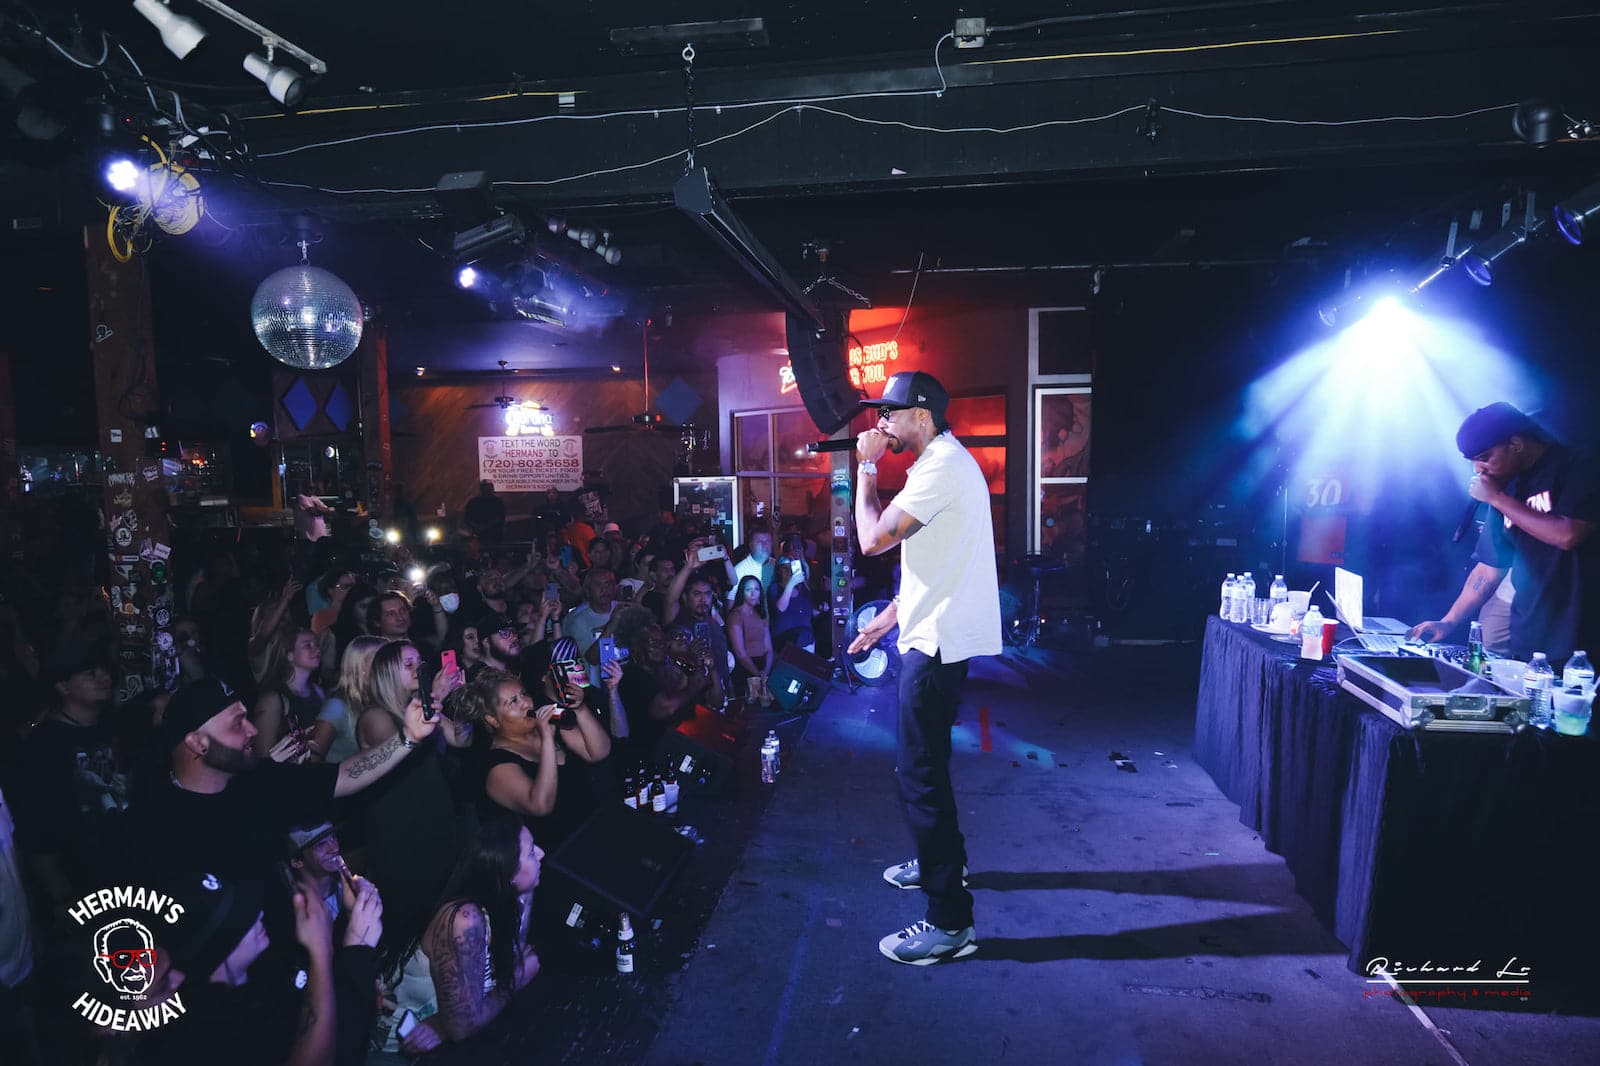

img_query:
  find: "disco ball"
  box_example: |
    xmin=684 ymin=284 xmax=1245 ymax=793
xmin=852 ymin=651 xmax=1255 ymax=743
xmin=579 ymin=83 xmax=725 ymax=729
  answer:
xmin=250 ymin=265 xmax=364 ymax=369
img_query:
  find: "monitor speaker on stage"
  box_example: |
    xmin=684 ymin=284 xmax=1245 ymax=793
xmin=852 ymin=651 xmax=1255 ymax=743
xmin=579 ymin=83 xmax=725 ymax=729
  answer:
xmin=785 ymin=310 xmax=861 ymax=434
xmin=656 ymin=707 xmax=743 ymax=796
xmin=769 ymin=643 xmax=832 ymax=713
xmin=545 ymin=803 xmax=694 ymax=918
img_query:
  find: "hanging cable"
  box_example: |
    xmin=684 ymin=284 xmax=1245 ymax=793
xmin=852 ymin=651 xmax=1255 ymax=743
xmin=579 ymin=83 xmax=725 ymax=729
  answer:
xmin=932 ymin=32 xmax=952 ymax=97
xmin=889 ymin=252 xmax=925 ymax=344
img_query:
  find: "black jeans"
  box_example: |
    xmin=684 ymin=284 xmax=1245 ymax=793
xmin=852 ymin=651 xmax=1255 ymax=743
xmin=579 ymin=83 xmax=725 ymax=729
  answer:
xmin=896 ymin=648 xmax=974 ymax=929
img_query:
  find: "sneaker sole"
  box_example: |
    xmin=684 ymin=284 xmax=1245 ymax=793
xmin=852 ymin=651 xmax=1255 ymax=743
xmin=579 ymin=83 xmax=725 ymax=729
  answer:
xmin=879 ymin=940 xmax=979 ymax=966
xmin=884 ymin=869 xmax=971 ymax=890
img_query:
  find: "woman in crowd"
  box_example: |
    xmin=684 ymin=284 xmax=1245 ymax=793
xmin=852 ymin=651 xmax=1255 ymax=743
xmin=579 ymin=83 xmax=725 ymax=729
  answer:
xmin=330 ymin=581 xmax=378 ymax=658
xmin=358 ymin=641 xmax=468 ymax=972
xmin=727 ymin=575 xmax=773 ymax=706
xmin=320 ymin=634 xmax=388 ymax=764
xmin=245 ymin=576 xmax=302 ymax=684
xmin=389 ymin=818 xmax=543 ymax=1056
xmin=457 ymin=660 xmax=612 ymax=848
xmin=769 ymin=533 xmax=816 ymax=653
xmin=249 ymin=627 xmax=328 ymax=760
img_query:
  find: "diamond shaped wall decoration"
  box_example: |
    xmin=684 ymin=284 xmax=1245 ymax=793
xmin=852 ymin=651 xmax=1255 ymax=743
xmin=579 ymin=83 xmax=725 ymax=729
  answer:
xmin=656 ymin=377 xmax=702 ymax=426
xmin=324 ymin=382 xmax=354 ymax=432
xmin=281 ymin=377 xmax=318 ymax=431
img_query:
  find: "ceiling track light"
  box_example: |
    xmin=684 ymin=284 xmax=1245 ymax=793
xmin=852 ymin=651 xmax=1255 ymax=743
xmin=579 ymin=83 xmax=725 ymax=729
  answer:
xmin=1461 ymin=192 xmax=1541 ymax=286
xmin=132 ymin=0 xmax=209 ymax=60
xmin=244 ymin=49 xmax=307 ymax=107
xmin=193 ymin=0 xmax=327 ymax=73
xmin=1553 ymin=179 xmax=1600 ymax=246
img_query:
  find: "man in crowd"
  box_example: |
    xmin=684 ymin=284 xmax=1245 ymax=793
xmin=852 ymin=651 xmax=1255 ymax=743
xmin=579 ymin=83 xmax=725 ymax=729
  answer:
xmin=849 ymin=370 xmax=1002 ymax=965
xmin=472 ymin=612 xmax=523 ymax=680
xmin=1411 ymin=402 xmax=1598 ymax=664
xmin=131 ymin=676 xmax=439 ymax=918
xmin=374 ymin=589 xmax=446 ymax=651
xmin=566 ymin=568 xmax=619 ymax=686
xmin=287 ymin=821 xmax=351 ymax=925
xmin=640 ymin=554 xmax=677 ymax=623
xmin=618 ymin=615 xmax=723 ymax=756
xmin=665 ymin=570 xmax=733 ymax=697
xmin=8 ymin=642 xmax=130 ymax=923
xmin=730 ymin=528 xmax=776 ymax=605
xmin=464 ymin=480 xmax=507 ymax=549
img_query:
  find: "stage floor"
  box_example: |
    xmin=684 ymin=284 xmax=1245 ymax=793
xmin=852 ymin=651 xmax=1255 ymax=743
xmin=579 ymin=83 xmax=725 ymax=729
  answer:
xmin=424 ymin=642 xmax=1600 ymax=1066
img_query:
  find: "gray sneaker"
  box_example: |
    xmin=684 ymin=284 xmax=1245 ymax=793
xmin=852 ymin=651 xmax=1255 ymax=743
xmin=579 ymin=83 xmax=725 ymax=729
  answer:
xmin=878 ymin=921 xmax=978 ymax=965
xmin=882 ymin=859 xmax=970 ymax=890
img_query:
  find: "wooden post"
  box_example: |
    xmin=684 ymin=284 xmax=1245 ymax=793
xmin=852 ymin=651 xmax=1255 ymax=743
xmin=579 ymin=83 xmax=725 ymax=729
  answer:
xmin=357 ymin=320 xmax=393 ymax=519
xmin=84 ymin=227 xmax=176 ymax=702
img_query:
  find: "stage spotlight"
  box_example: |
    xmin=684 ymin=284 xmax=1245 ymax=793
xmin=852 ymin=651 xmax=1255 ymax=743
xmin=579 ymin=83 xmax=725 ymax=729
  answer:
xmin=457 ymin=265 xmax=479 ymax=289
xmin=133 ymin=0 xmax=209 ymax=60
xmin=1461 ymin=226 xmax=1532 ymax=286
xmin=105 ymin=157 xmax=140 ymax=193
xmin=1553 ymin=180 xmax=1600 ymax=245
xmin=243 ymin=51 xmax=306 ymax=107
xmin=1512 ymin=98 xmax=1562 ymax=146
xmin=425 ymin=526 xmax=442 ymax=543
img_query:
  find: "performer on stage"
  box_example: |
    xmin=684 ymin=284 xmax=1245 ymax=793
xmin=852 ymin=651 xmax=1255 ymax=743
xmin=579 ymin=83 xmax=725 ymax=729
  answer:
xmin=1411 ymin=402 xmax=1598 ymax=665
xmin=848 ymin=371 xmax=1002 ymax=965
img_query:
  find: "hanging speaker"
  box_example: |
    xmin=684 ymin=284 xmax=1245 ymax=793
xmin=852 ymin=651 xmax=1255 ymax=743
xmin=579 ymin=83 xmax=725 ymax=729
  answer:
xmin=785 ymin=310 xmax=861 ymax=434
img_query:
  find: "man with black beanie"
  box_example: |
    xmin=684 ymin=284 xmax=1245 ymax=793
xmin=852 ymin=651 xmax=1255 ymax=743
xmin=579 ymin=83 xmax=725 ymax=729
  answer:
xmin=1411 ymin=402 xmax=1599 ymax=664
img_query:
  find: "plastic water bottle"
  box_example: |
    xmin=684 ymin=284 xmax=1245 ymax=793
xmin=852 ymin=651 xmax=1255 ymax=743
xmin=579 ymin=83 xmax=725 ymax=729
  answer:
xmin=761 ymin=731 xmax=780 ymax=784
xmin=1220 ymin=574 xmax=1237 ymax=619
xmin=1269 ymin=574 xmax=1288 ymax=610
xmin=1524 ymin=652 xmax=1555 ymax=729
xmin=1300 ymin=605 xmax=1326 ymax=660
xmin=1561 ymin=650 xmax=1594 ymax=694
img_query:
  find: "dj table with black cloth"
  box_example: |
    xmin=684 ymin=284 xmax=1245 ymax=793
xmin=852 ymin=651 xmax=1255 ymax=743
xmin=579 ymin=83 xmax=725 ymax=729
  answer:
xmin=1194 ymin=615 xmax=1600 ymax=979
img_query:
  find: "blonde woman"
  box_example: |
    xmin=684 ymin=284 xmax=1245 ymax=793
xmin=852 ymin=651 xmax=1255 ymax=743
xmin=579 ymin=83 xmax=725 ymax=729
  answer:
xmin=320 ymin=635 xmax=388 ymax=764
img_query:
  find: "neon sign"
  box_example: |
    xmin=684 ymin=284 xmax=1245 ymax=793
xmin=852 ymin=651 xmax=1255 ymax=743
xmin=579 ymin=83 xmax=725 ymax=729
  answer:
xmin=847 ymin=339 xmax=898 ymax=388
xmin=778 ymin=338 xmax=899 ymax=394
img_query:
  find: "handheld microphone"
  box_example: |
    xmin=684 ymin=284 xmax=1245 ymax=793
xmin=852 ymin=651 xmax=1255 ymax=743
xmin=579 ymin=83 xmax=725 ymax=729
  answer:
xmin=806 ymin=439 xmax=857 ymax=454
xmin=1452 ymin=500 xmax=1484 ymax=543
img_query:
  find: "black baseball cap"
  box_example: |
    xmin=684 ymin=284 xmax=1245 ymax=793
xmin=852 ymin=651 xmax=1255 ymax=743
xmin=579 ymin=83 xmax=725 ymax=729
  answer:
xmin=1456 ymin=402 xmax=1542 ymax=459
xmin=860 ymin=371 xmax=949 ymax=419
xmin=160 ymin=677 xmax=246 ymax=749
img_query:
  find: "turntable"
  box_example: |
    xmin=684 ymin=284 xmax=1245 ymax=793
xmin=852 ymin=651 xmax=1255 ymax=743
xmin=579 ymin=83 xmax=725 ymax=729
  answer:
xmin=1336 ymin=653 xmax=1529 ymax=733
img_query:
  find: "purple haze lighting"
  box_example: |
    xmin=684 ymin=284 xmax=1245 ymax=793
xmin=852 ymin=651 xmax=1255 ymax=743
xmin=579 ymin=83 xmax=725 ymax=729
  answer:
xmin=1462 ymin=255 xmax=1495 ymax=286
xmin=105 ymin=158 xmax=139 ymax=193
xmin=457 ymin=265 xmax=479 ymax=289
xmin=1554 ymin=205 xmax=1584 ymax=245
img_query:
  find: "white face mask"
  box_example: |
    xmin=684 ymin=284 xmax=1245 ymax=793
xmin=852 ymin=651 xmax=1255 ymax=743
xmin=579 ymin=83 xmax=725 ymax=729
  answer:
xmin=440 ymin=593 xmax=460 ymax=614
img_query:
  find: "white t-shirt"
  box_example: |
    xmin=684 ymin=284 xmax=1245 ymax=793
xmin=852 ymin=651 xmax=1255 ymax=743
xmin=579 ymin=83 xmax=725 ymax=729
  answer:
xmin=563 ymin=601 xmax=615 ymax=686
xmin=889 ymin=432 xmax=1003 ymax=663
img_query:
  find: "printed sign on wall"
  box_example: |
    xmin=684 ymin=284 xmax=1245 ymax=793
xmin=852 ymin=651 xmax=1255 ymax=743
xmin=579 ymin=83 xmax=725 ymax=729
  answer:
xmin=478 ymin=436 xmax=584 ymax=492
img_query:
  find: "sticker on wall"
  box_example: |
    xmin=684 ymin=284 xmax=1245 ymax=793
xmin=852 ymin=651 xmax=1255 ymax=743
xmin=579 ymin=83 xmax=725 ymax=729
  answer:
xmin=113 ymin=527 xmax=134 ymax=548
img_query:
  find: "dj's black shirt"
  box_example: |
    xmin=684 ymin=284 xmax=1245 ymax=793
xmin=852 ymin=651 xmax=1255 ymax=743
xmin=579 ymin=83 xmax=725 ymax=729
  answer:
xmin=1473 ymin=443 xmax=1600 ymax=664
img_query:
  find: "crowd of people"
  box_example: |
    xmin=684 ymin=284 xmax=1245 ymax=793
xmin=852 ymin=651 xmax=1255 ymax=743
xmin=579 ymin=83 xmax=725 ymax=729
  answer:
xmin=0 ymin=489 xmax=836 ymax=1065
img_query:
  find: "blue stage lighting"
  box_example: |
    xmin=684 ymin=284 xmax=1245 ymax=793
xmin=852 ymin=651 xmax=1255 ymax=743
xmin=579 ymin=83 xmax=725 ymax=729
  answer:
xmin=1460 ymin=226 xmax=1530 ymax=287
xmin=105 ymin=158 xmax=140 ymax=193
xmin=457 ymin=265 xmax=479 ymax=289
xmin=1553 ymin=180 xmax=1600 ymax=246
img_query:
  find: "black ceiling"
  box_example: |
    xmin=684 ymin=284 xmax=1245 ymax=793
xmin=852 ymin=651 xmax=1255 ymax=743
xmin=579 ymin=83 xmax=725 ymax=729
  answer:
xmin=5 ymin=1 xmax=1600 ymax=374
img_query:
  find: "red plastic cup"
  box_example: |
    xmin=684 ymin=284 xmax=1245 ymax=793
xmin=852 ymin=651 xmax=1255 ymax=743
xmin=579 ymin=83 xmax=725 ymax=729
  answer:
xmin=1322 ymin=620 xmax=1338 ymax=656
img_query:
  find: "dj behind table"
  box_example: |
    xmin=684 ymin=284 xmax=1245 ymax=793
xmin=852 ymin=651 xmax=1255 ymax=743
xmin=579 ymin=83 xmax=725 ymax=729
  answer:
xmin=1195 ymin=615 xmax=1600 ymax=984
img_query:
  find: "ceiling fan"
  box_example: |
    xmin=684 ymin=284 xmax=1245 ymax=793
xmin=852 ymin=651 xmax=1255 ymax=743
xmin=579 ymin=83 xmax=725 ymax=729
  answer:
xmin=467 ymin=360 xmax=553 ymax=435
xmin=465 ymin=360 xmax=536 ymax=412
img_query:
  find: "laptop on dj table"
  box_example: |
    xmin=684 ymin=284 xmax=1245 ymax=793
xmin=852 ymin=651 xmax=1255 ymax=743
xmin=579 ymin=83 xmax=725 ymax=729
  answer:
xmin=1332 ymin=567 xmax=1416 ymax=654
